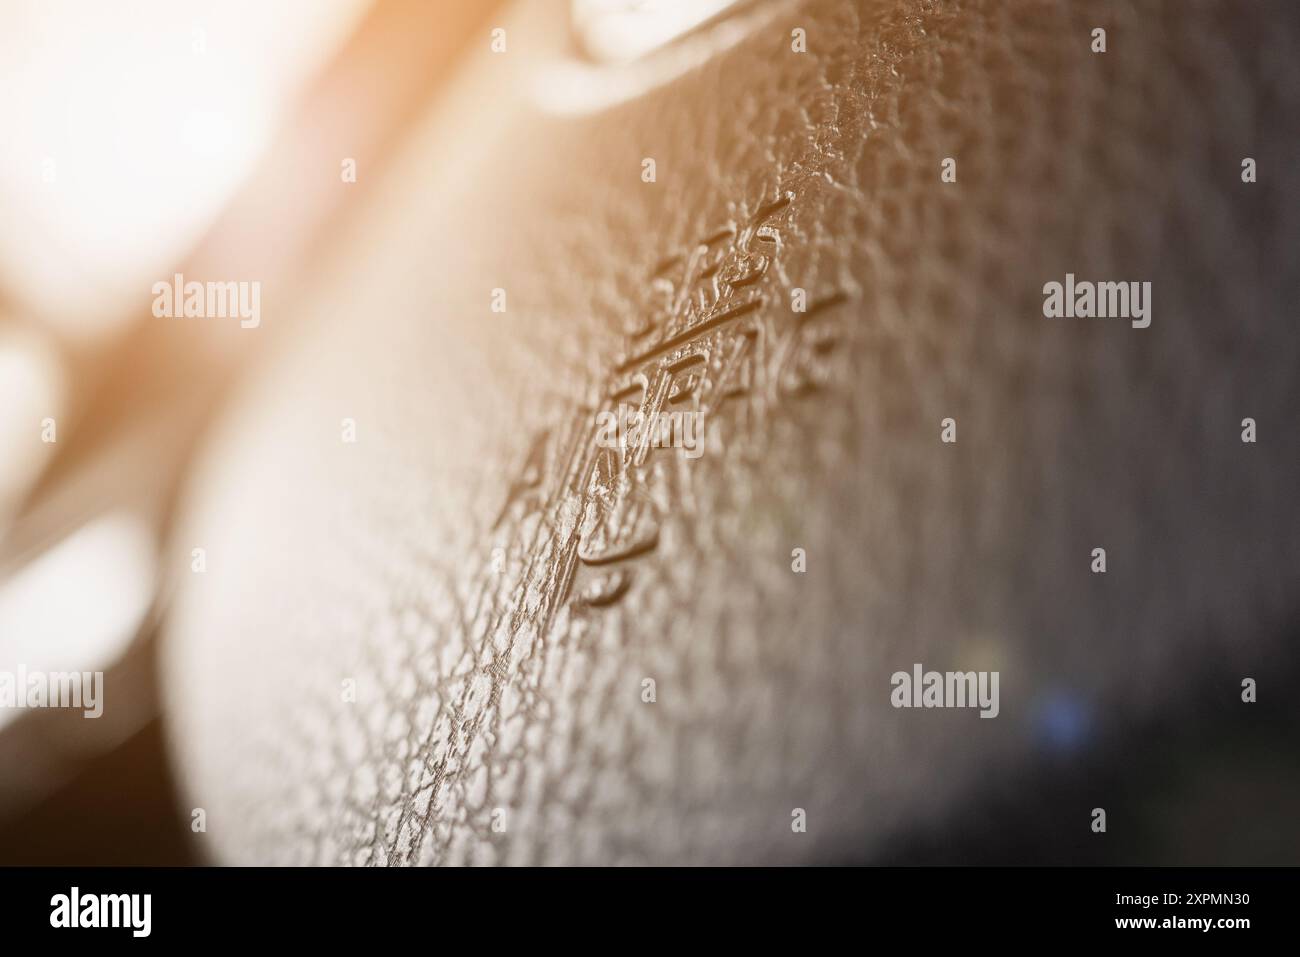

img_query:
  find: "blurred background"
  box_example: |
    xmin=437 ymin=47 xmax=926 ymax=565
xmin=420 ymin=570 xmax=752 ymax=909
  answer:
xmin=0 ymin=0 xmax=513 ymax=863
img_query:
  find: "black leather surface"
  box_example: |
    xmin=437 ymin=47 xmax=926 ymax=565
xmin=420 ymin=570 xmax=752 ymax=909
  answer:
xmin=161 ymin=0 xmax=1300 ymax=864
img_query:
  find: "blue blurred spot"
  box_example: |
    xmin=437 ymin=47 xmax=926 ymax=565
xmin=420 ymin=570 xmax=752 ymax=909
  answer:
xmin=1031 ymin=691 xmax=1093 ymax=752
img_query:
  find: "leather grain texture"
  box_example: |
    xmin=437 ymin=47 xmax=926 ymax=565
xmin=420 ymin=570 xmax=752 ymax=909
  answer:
xmin=161 ymin=0 xmax=1300 ymax=864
